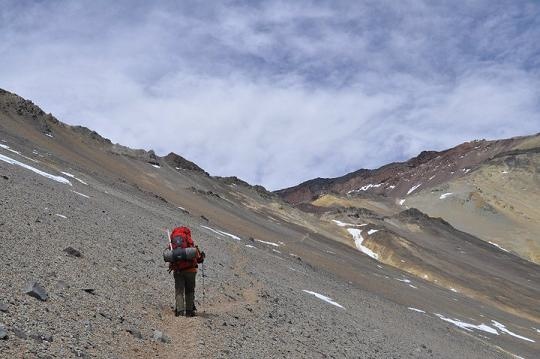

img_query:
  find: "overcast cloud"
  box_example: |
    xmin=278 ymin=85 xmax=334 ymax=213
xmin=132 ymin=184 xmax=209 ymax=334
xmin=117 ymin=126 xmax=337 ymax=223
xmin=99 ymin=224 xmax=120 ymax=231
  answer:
xmin=1 ymin=0 xmax=539 ymax=189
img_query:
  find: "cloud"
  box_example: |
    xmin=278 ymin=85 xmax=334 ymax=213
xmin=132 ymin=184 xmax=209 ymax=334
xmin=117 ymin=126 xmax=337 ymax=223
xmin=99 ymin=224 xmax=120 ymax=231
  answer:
xmin=1 ymin=0 xmax=539 ymax=189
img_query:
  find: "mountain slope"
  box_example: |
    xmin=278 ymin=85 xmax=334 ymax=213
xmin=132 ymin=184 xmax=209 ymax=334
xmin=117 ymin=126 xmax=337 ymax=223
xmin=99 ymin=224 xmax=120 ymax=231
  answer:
xmin=276 ymin=133 xmax=540 ymax=263
xmin=1 ymin=89 xmax=539 ymax=358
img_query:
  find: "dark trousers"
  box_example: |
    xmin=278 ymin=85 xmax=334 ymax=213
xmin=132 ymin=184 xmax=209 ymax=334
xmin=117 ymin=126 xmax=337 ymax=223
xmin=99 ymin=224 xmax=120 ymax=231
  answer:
xmin=174 ymin=271 xmax=196 ymax=312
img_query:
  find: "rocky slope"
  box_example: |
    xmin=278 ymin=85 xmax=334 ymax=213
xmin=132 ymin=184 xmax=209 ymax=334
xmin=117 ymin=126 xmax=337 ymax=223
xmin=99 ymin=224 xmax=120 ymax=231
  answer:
xmin=276 ymin=133 xmax=540 ymax=263
xmin=1 ymin=89 xmax=539 ymax=358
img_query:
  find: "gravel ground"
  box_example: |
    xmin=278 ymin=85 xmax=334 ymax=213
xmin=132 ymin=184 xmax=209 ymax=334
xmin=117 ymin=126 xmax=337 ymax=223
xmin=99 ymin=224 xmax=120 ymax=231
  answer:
xmin=0 ymin=147 xmax=516 ymax=359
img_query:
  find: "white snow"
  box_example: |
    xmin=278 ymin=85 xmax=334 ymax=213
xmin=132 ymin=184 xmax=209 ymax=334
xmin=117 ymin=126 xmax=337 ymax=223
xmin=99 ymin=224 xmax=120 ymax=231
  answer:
xmin=45 ymin=133 xmax=54 ymax=138
xmin=450 ymin=288 xmax=458 ymax=293
xmin=395 ymin=278 xmax=412 ymax=284
xmin=178 ymin=206 xmax=186 ymax=211
xmin=463 ymin=168 xmax=471 ymax=174
xmin=399 ymin=199 xmax=406 ymax=205
xmin=0 ymin=153 xmax=72 ymax=185
xmin=501 ymin=171 xmax=509 ymax=174
xmin=245 ymin=245 xmax=255 ymax=248
xmin=408 ymin=307 xmax=426 ymax=313
xmin=361 ymin=183 xmax=383 ymax=191
xmin=434 ymin=314 xmax=499 ymax=335
xmin=409 ymin=284 xmax=418 ymax=289
xmin=61 ymin=172 xmax=88 ymax=185
xmin=491 ymin=321 xmax=535 ymax=342
xmin=272 ymin=249 xmax=281 ymax=254
xmin=533 ymin=327 xmax=540 ymax=334
xmin=302 ymin=290 xmax=345 ymax=309
xmin=388 ymin=185 xmax=396 ymax=189
xmin=347 ymin=228 xmax=378 ymax=259
xmin=407 ymin=183 xmax=422 ymax=195
xmin=488 ymin=241 xmax=510 ymax=253
xmin=439 ymin=193 xmax=453 ymax=199
xmin=152 ymin=164 xmax=161 ymax=168
xmin=71 ymin=191 xmax=90 ymax=198
xmin=428 ymin=175 xmax=436 ymax=181
xmin=332 ymin=220 xmax=366 ymax=227
xmin=55 ymin=214 xmax=67 ymax=219
xmin=367 ymin=229 xmax=379 ymax=235
xmin=254 ymin=239 xmax=280 ymax=247
xmin=0 ymin=144 xmax=39 ymax=163
xmin=201 ymin=225 xmax=241 ymax=241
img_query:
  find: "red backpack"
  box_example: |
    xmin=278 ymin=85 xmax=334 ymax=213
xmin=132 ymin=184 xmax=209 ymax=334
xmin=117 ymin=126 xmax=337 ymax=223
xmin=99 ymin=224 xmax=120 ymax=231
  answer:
xmin=169 ymin=226 xmax=198 ymax=271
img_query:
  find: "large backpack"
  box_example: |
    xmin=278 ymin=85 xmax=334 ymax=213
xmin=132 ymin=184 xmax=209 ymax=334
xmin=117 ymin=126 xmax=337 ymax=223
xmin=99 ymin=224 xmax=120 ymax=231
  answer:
xmin=169 ymin=226 xmax=198 ymax=271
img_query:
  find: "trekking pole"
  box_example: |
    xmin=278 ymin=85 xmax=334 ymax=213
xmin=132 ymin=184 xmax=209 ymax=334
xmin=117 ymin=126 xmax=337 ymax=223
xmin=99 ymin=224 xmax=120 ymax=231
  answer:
xmin=201 ymin=262 xmax=206 ymax=311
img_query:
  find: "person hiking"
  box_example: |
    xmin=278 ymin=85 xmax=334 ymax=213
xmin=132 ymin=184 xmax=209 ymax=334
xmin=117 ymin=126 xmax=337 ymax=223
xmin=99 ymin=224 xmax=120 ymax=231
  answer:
xmin=167 ymin=226 xmax=205 ymax=317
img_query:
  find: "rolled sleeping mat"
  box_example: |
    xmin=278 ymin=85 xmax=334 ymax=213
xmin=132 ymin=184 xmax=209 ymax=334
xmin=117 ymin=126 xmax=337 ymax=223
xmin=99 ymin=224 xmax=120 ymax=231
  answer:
xmin=163 ymin=247 xmax=197 ymax=263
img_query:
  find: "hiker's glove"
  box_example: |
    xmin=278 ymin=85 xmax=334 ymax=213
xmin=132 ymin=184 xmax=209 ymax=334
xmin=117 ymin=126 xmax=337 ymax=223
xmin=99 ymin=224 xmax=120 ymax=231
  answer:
xmin=197 ymin=251 xmax=206 ymax=264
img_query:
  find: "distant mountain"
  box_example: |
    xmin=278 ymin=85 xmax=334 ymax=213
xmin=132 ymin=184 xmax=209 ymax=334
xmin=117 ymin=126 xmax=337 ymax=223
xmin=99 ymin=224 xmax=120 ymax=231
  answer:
xmin=276 ymin=133 xmax=540 ymax=263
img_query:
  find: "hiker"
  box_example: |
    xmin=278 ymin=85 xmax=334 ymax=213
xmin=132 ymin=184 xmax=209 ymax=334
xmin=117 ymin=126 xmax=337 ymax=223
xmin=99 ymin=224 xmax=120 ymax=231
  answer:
xmin=167 ymin=226 xmax=205 ymax=317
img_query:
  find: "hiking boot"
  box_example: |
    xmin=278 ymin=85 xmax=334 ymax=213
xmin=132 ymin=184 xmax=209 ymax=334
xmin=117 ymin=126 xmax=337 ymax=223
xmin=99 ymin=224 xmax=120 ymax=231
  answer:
xmin=175 ymin=310 xmax=184 ymax=317
xmin=185 ymin=310 xmax=196 ymax=317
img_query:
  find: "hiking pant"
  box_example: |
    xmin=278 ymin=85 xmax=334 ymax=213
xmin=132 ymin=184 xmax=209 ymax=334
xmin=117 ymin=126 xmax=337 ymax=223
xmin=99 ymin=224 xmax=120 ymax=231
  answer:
xmin=173 ymin=271 xmax=196 ymax=312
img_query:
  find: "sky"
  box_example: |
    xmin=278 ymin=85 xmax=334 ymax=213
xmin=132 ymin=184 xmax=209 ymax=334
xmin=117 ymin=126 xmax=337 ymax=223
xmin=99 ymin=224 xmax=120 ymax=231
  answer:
xmin=1 ymin=0 xmax=539 ymax=190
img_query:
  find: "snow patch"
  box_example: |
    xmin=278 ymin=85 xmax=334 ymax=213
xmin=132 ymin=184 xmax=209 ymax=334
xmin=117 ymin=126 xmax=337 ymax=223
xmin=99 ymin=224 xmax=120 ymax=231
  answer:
xmin=450 ymin=288 xmax=458 ymax=293
xmin=488 ymin=241 xmax=510 ymax=253
xmin=388 ymin=185 xmax=396 ymax=189
xmin=71 ymin=191 xmax=90 ymax=199
xmin=439 ymin=193 xmax=453 ymax=199
xmin=395 ymin=278 xmax=412 ymax=284
xmin=1 ymin=144 xmax=39 ymax=163
xmin=367 ymin=229 xmax=379 ymax=235
xmin=245 ymin=245 xmax=255 ymax=248
xmin=428 ymin=175 xmax=436 ymax=181
xmin=61 ymin=172 xmax=88 ymax=185
xmin=45 ymin=133 xmax=54 ymax=138
xmin=399 ymin=199 xmax=406 ymax=205
xmin=408 ymin=308 xmax=425 ymax=313
xmin=201 ymin=225 xmax=241 ymax=241
xmin=491 ymin=321 xmax=535 ymax=342
xmin=254 ymin=239 xmax=280 ymax=247
xmin=347 ymin=229 xmax=378 ymax=260
xmin=302 ymin=290 xmax=345 ymax=309
xmin=434 ymin=314 xmax=498 ymax=335
xmin=407 ymin=183 xmax=422 ymax=195
xmin=151 ymin=164 xmax=161 ymax=168
xmin=0 ymin=154 xmax=72 ymax=185
xmin=332 ymin=220 xmax=366 ymax=227
xmin=358 ymin=183 xmax=383 ymax=191
xmin=272 ymin=249 xmax=281 ymax=254
xmin=55 ymin=214 xmax=67 ymax=219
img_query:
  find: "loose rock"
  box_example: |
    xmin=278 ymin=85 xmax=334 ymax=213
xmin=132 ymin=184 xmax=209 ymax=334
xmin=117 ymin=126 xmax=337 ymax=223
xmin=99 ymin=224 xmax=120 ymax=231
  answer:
xmin=126 ymin=327 xmax=143 ymax=339
xmin=153 ymin=330 xmax=171 ymax=343
xmin=63 ymin=246 xmax=82 ymax=258
xmin=0 ymin=302 xmax=8 ymax=312
xmin=24 ymin=281 xmax=48 ymax=301
xmin=0 ymin=323 xmax=7 ymax=340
